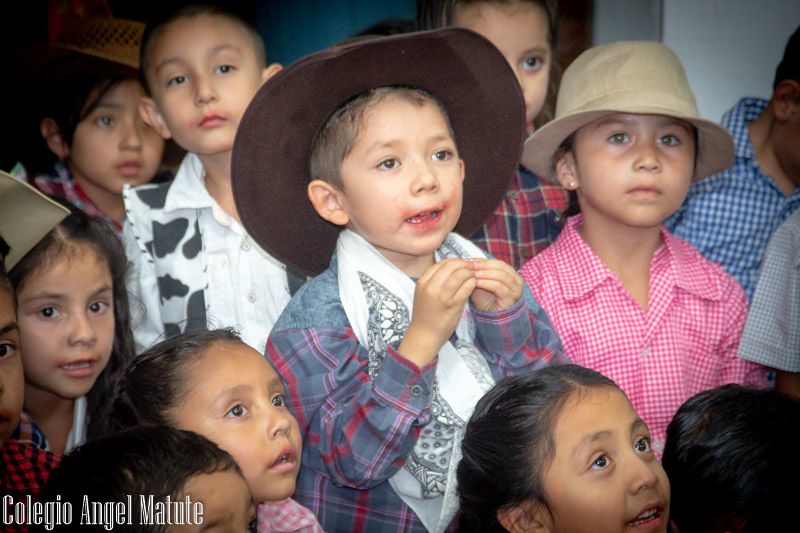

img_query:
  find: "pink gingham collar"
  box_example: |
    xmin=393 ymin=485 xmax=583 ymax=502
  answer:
xmin=553 ymin=215 xmax=724 ymax=302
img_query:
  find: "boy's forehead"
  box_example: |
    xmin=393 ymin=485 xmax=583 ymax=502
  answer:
xmin=146 ymin=13 xmax=256 ymax=71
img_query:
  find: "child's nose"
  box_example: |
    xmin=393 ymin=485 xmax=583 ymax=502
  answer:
xmin=120 ymin=121 xmax=143 ymax=150
xmin=412 ymin=161 xmax=440 ymax=194
xmin=267 ymin=408 xmax=292 ymax=438
xmin=194 ymin=75 xmax=218 ymax=105
xmin=627 ymin=455 xmax=661 ymax=494
xmin=68 ymin=312 xmax=97 ymax=345
xmin=634 ymin=142 xmax=661 ymax=172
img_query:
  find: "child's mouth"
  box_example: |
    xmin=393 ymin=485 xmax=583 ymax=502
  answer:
xmin=58 ymin=359 xmax=96 ymax=378
xmin=269 ymin=446 xmax=297 ymax=471
xmin=405 ymin=210 xmax=441 ymax=224
xmin=627 ymin=507 xmax=661 ymax=527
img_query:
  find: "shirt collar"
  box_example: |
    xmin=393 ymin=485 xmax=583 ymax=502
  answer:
xmin=554 ymin=216 xmax=723 ymax=302
xmin=725 ymin=97 xmax=769 ymax=162
xmin=163 ymin=152 xmax=216 ymax=212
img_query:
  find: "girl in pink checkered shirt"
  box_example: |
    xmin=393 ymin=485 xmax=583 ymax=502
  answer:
xmin=518 ymin=41 xmax=769 ymax=453
xmin=106 ymin=329 xmax=324 ymax=533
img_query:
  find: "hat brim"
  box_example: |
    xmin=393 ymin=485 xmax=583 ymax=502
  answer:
xmin=522 ymin=108 xmax=735 ymax=183
xmin=232 ymin=28 xmax=524 ymax=277
xmin=0 ymin=172 xmax=69 ymax=269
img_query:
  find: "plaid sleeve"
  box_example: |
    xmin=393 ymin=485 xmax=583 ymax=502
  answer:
xmin=471 ymin=288 xmax=566 ymax=375
xmin=267 ymin=326 xmax=437 ymax=489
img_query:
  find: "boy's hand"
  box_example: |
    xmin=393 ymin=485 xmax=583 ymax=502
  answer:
xmin=468 ymin=258 xmax=523 ymax=311
xmin=397 ymin=258 xmax=476 ymax=367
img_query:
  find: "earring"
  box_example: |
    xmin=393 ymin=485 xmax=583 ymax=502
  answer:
xmin=567 ymin=181 xmax=575 ymax=189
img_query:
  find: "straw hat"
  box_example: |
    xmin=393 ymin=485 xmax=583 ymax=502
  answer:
xmin=521 ymin=41 xmax=734 ymax=182
xmin=0 ymin=172 xmax=69 ymax=269
xmin=232 ymin=28 xmax=525 ymax=277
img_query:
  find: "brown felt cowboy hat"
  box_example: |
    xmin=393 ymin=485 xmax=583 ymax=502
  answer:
xmin=232 ymin=28 xmax=525 ymax=277
xmin=521 ymin=41 xmax=735 ymax=183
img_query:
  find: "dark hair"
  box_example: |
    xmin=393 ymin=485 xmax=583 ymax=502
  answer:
xmin=456 ymin=365 xmax=619 ymax=532
xmin=8 ymin=211 xmax=134 ymax=441
xmin=34 ymin=425 xmax=247 ymax=533
xmin=23 ymin=75 xmax=129 ymax=176
xmin=416 ymin=0 xmax=559 ymax=129
xmin=0 ymin=235 xmax=12 ymax=302
xmin=310 ymin=86 xmax=455 ymax=189
xmin=140 ymin=3 xmax=267 ymax=95
xmin=663 ymin=384 xmax=800 ymax=533
xmin=103 ymin=328 xmax=243 ymax=435
xmin=774 ymin=24 xmax=800 ymax=88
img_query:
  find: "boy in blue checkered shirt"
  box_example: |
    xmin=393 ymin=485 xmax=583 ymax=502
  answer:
xmin=666 ymin=25 xmax=800 ymax=301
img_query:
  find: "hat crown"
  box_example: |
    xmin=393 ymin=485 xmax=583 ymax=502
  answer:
xmin=52 ymin=17 xmax=144 ymax=69
xmin=556 ymin=41 xmax=699 ymax=121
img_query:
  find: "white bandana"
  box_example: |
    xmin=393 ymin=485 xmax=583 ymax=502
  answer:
xmin=336 ymin=229 xmax=495 ymax=532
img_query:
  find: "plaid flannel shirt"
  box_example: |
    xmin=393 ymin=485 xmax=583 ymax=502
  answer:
xmin=666 ymin=97 xmax=800 ymax=300
xmin=471 ymin=165 xmax=568 ymax=269
xmin=267 ymin=256 xmax=565 ymax=532
xmin=1 ymin=440 xmax=61 ymax=533
xmin=31 ymin=163 xmax=121 ymax=233
xmin=519 ymin=215 xmax=769 ymax=454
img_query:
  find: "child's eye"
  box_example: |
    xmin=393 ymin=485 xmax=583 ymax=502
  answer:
xmin=523 ymin=56 xmax=544 ymax=71
xmin=216 ymin=64 xmax=235 ymax=74
xmin=634 ymin=438 xmax=652 ymax=453
xmin=96 ymin=116 xmax=114 ymax=127
xmin=377 ymin=158 xmax=398 ymax=170
xmin=272 ymin=394 xmax=286 ymax=407
xmin=658 ymin=134 xmax=680 ymax=146
xmin=227 ymin=404 xmax=248 ymax=418
xmin=38 ymin=306 xmax=59 ymax=319
xmin=0 ymin=342 xmax=17 ymax=359
xmin=432 ymin=150 xmax=453 ymax=162
xmin=168 ymin=75 xmax=187 ymax=86
xmin=247 ymin=518 xmax=257 ymax=533
xmin=590 ymin=454 xmax=610 ymax=470
xmin=609 ymin=133 xmax=629 ymax=144
xmin=88 ymin=301 xmax=109 ymax=314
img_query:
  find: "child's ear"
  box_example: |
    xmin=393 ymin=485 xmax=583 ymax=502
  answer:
xmin=262 ymin=63 xmax=282 ymax=84
xmin=459 ymin=158 xmax=465 ymax=182
xmin=772 ymin=79 xmax=800 ymax=122
xmin=40 ymin=117 xmax=69 ymax=160
xmin=308 ymin=179 xmax=349 ymax=226
xmin=554 ymin=150 xmax=579 ymax=191
xmin=496 ymin=500 xmax=551 ymax=533
xmin=138 ymin=96 xmax=173 ymax=140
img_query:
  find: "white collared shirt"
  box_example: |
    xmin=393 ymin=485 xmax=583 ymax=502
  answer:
xmin=123 ymin=153 xmax=292 ymax=354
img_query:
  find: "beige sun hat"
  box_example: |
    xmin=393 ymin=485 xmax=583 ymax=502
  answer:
xmin=0 ymin=171 xmax=69 ymax=270
xmin=521 ymin=41 xmax=734 ymax=183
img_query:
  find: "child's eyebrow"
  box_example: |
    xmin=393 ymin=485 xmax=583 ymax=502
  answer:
xmin=0 ymin=322 xmax=19 ymax=336
xmin=206 ymin=43 xmax=244 ymax=58
xmin=570 ymin=419 xmax=644 ymax=459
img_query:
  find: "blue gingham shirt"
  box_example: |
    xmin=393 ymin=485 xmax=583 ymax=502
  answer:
xmin=666 ymin=97 xmax=800 ymax=300
xmin=738 ymin=209 xmax=800 ymax=371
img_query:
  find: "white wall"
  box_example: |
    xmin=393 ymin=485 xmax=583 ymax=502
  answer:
xmin=663 ymin=0 xmax=799 ymax=121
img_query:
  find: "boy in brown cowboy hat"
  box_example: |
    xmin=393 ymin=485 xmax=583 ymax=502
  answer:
xmin=518 ymin=41 xmax=770 ymax=456
xmin=232 ymin=28 xmax=565 ymax=533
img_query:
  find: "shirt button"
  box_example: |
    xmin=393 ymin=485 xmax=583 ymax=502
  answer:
xmin=258 ymin=341 xmax=266 ymax=352
xmin=410 ymin=384 xmax=423 ymax=396
xmin=247 ymin=292 xmax=257 ymax=303
xmin=640 ymin=346 xmax=650 ymax=358
xmin=554 ymin=213 xmax=564 ymax=224
xmin=242 ymin=241 xmax=252 ymax=251
xmin=508 ymin=190 xmax=518 ymax=200
xmin=520 ymin=248 xmax=530 ymax=258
